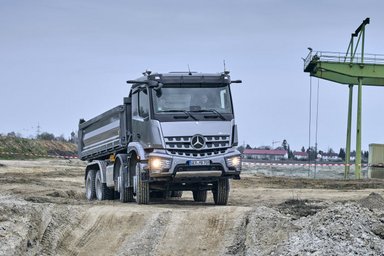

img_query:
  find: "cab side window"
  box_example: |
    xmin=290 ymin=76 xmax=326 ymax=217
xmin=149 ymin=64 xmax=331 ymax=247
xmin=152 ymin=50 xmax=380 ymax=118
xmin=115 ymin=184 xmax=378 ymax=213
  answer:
xmin=138 ymin=89 xmax=149 ymax=118
xmin=132 ymin=92 xmax=139 ymax=117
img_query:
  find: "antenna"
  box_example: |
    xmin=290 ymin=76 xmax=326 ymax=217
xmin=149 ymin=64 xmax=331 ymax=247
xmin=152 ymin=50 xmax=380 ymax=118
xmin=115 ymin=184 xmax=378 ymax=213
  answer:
xmin=187 ymin=64 xmax=192 ymax=75
xmin=223 ymin=60 xmax=230 ymax=74
xmin=143 ymin=69 xmax=152 ymax=76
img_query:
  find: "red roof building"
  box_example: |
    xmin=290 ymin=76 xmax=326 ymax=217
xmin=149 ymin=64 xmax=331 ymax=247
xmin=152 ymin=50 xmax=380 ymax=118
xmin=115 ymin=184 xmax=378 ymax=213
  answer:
xmin=243 ymin=149 xmax=288 ymax=160
xmin=293 ymin=151 xmax=308 ymax=160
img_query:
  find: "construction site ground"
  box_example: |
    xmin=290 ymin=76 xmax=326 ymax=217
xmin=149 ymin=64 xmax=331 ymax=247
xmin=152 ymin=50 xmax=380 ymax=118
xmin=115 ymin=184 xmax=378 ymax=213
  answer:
xmin=1 ymin=159 xmax=384 ymax=255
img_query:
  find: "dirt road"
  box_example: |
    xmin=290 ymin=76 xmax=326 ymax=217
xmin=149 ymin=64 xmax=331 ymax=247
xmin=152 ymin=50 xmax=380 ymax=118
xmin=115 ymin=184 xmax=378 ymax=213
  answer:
xmin=1 ymin=159 xmax=384 ymax=255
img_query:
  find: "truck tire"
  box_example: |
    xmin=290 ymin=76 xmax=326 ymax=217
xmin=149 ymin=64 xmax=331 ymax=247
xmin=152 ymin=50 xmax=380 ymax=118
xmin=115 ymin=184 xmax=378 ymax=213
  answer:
xmin=193 ymin=190 xmax=207 ymax=202
xmin=171 ymin=191 xmax=183 ymax=198
xmin=212 ymin=178 xmax=230 ymax=205
xmin=85 ymin=169 xmax=96 ymax=200
xmin=135 ymin=164 xmax=149 ymax=204
xmin=118 ymin=161 xmax=134 ymax=203
xmin=95 ymin=169 xmax=114 ymax=200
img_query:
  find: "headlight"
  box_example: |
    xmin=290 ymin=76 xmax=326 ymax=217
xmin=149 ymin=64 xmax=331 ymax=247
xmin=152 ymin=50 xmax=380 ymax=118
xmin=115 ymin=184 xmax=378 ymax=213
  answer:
xmin=148 ymin=157 xmax=172 ymax=172
xmin=225 ymin=155 xmax=241 ymax=169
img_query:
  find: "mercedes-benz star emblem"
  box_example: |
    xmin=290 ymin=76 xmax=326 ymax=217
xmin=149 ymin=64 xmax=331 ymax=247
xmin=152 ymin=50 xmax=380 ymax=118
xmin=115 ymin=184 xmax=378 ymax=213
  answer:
xmin=191 ymin=135 xmax=205 ymax=150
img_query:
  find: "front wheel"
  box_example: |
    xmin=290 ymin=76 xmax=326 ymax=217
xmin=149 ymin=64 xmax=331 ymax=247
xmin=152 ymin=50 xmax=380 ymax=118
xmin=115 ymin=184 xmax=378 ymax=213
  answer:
xmin=135 ymin=164 xmax=149 ymax=204
xmin=118 ymin=160 xmax=134 ymax=203
xmin=212 ymin=178 xmax=230 ymax=205
xmin=193 ymin=190 xmax=207 ymax=202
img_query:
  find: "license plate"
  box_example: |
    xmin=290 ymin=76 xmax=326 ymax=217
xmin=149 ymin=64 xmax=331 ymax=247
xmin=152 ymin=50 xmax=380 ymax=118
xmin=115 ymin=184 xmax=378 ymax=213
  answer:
xmin=187 ymin=160 xmax=211 ymax=166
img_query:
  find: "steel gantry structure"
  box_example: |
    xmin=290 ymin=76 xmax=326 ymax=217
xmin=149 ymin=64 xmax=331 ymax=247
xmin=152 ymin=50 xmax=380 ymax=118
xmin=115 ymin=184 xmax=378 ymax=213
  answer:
xmin=304 ymin=18 xmax=384 ymax=179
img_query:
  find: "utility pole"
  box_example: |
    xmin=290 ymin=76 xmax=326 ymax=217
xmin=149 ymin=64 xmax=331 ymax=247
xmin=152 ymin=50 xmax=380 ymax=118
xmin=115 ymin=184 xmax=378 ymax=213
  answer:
xmin=36 ymin=122 xmax=41 ymax=138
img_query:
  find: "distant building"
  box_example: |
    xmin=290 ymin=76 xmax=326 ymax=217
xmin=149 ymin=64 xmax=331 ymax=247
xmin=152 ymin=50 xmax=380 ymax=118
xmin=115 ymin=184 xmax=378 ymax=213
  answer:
xmin=293 ymin=151 xmax=308 ymax=160
xmin=320 ymin=152 xmax=341 ymax=161
xmin=243 ymin=149 xmax=288 ymax=160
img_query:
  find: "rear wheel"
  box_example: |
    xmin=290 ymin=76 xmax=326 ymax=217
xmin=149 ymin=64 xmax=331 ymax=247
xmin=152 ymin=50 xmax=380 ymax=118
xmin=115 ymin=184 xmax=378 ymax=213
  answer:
xmin=85 ymin=170 xmax=96 ymax=200
xmin=171 ymin=191 xmax=183 ymax=198
xmin=193 ymin=190 xmax=207 ymax=202
xmin=135 ymin=164 xmax=149 ymax=204
xmin=95 ymin=170 xmax=114 ymax=200
xmin=212 ymin=178 xmax=230 ymax=205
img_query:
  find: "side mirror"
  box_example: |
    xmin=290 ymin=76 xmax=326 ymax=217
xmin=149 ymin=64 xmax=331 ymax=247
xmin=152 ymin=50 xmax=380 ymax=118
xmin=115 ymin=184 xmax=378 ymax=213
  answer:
xmin=148 ymin=81 xmax=163 ymax=90
xmin=154 ymin=82 xmax=163 ymax=91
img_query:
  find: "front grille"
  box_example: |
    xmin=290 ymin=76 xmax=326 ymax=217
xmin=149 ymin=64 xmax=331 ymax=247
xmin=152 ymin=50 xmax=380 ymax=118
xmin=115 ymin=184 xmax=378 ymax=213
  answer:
xmin=164 ymin=135 xmax=230 ymax=157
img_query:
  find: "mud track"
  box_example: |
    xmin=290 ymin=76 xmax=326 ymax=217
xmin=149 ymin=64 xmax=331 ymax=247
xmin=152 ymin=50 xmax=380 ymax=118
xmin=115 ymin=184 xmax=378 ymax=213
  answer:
xmin=1 ymin=159 xmax=384 ymax=255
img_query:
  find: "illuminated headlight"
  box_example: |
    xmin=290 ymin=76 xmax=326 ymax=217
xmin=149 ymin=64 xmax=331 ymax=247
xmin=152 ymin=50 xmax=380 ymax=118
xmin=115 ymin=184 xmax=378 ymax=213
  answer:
xmin=148 ymin=157 xmax=172 ymax=172
xmin=225 ymin=155 xmax=241 ymax=169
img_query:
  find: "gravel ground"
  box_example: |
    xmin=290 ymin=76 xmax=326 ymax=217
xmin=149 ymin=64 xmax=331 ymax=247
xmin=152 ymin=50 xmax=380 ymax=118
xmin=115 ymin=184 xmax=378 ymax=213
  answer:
xmin=0 ymin=159 xmax=384 ymax=255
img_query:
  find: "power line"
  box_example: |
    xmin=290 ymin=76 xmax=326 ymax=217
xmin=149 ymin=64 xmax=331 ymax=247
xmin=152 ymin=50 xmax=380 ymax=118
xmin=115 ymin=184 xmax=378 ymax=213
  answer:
xmin=308 ymin=76 xmax=312 ymax=176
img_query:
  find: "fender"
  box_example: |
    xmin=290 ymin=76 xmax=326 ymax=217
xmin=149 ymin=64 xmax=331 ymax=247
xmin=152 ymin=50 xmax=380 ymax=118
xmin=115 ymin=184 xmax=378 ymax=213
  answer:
xmin=126 ymin=142 xmax=147 ymax=187
xmin=127 ymin=142 xmax=146 ymax=161
xmin=85 ymin=160 xmax=107 ymax=183
xmin=113 ymin=153 xmax=128 ymax=188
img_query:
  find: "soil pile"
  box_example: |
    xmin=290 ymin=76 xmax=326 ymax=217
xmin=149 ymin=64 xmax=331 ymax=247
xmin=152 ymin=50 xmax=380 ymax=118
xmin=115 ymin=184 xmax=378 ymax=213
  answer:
xmin=359 ymin=192 xmax=384 ymax=210
xmin=0 ymin=136 xmax=77 ymax=159
xmin=276 ymin=202 xmax=384 ymax=255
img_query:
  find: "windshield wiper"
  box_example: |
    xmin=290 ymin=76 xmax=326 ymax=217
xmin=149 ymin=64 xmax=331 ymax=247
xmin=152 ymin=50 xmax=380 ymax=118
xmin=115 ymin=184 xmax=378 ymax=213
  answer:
xmin=189 ymin=109 xmax=226 ymax=120
xmin=158 ymin=110 xmax=197 ymax=120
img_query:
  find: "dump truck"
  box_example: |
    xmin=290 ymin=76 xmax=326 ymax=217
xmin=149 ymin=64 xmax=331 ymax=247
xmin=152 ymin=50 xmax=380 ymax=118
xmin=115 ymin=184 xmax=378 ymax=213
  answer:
xmin=78 ymin=71 xmax=242 ymax=205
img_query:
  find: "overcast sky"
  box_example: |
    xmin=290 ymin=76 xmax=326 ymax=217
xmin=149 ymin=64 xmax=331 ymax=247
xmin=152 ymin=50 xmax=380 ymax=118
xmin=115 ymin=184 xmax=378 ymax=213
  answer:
xmin=1 ymin=0 xmax=384 ymax=151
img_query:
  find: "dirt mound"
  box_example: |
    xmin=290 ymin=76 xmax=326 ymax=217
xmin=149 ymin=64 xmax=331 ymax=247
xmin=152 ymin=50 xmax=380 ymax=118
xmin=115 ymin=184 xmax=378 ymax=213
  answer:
xmin=0 ymin=136 xmax=77 ymax=159
xmin=276 ymin=203 xmax=384 ymax=255
xmin=277 ymin=199 xmax=326 ymax=219
xmin=359 ymin=192 xmax=384 ymax=210
xmin=241 ymin=206 xmax=298 ymax=255
xmin=0 ymin=195 xmax=87 ymax=256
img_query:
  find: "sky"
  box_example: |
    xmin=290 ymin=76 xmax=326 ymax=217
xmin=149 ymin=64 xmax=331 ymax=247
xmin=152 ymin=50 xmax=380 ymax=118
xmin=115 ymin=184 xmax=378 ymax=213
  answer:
xmin=1 ymin=0 xmax=384 ymax=151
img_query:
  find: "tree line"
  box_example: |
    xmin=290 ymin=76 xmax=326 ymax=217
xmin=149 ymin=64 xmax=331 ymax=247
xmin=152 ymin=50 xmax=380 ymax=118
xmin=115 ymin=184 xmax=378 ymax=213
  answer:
xmin=2 ymin=131 xmax=77 ymax=143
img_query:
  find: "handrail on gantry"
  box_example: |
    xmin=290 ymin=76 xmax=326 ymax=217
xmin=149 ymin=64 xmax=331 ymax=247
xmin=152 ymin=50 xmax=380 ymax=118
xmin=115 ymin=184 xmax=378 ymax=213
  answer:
xmin=304 ymin=51 xmax=384 ymax=71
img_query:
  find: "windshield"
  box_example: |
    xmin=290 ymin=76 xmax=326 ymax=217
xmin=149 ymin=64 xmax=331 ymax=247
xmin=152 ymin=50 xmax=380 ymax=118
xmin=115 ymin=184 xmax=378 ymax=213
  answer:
xmin=153 ymin=86 xmax=233 ymax=114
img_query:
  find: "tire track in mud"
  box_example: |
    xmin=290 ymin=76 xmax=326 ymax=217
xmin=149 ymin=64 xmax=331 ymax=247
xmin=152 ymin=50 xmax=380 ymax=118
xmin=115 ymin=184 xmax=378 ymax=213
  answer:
xmin=152 ymin=206 xmax=252 ymax=256
xmin=223 ymin=213 xmax=250 ymax=255
xmin=43 ymin=205 xmax=254 ymax=256
xmin=116 ymin=210 xmax=172 ymax=255
xmin=56 ymin=206 xmax=152 ymax=256
xmin=37 ymin=205 xmax=84 ymax=256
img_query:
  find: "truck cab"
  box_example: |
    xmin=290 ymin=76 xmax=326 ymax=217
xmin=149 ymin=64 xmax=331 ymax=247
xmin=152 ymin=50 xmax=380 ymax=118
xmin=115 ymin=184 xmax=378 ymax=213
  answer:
xmin=79 ymin=71 xmax=241 ymax=205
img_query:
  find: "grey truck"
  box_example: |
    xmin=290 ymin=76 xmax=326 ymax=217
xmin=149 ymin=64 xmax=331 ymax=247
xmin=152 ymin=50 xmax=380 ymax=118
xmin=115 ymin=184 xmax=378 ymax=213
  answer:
xmin=78 ymin=71 xmax=242 ymax=205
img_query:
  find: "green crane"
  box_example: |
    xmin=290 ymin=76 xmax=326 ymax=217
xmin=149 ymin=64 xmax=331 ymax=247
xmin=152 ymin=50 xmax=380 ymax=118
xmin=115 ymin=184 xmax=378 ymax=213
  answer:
xmin=304 ymin=18 xmax=384 ymax=179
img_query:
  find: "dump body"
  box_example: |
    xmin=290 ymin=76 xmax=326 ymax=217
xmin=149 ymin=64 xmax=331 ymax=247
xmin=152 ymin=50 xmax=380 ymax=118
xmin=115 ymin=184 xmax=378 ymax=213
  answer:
xmin=78 ymin=98 xmax=131 ymax=161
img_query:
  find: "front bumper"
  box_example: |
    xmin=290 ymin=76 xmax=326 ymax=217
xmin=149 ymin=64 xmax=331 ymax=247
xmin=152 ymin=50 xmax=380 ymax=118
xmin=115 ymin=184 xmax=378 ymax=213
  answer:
xmin=146 ymin=149 xmax=241 ymax=179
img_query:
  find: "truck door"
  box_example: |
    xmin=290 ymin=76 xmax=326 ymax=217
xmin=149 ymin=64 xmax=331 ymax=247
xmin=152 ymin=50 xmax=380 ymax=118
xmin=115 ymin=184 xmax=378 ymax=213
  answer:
xmin=131 ymin=88 xmax=151 ymax=146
